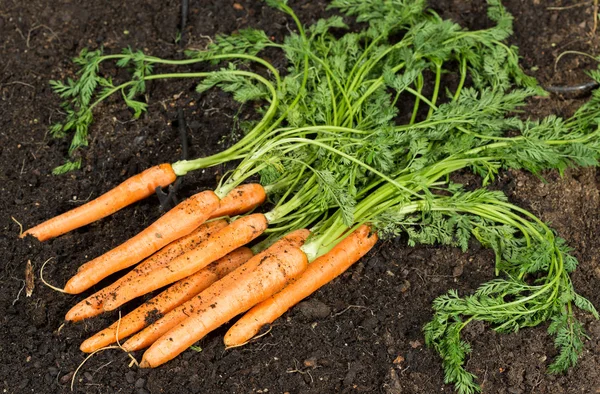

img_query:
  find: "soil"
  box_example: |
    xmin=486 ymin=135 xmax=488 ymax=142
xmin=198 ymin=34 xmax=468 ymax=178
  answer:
xmin=1 ymin=1 xmax=600 ymax=393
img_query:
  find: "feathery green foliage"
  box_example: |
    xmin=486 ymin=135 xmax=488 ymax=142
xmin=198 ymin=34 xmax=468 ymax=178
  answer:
xmin=44 ymin=1 xmax=600 ymax=393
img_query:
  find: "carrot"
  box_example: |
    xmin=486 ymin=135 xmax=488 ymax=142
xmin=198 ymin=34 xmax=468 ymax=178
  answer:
xmin=209 ymin=184 xmax=266 ymax=218
xmin=79 ymin=247 xmax=253 ymax=353
xmin=223 ymin=225 xmax=377 ymax=347
xmin=101 ymin=213 xmax=269 ymax=311
xmin=65 ymin=220 xmax=228 ymax=322
xmin=63 ymin=190 xmax=220 ymax=294
xmin=22 ymin=164 xmax=177 ymax=242
xmin=122 ymin=228 xmax=310 ymax=352
xmin=139 ymin=243 xmax=308 ymax=368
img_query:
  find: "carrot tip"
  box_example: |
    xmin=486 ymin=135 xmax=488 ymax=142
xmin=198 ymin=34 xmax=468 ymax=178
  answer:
xmin=139 ymin=359 xmax=151 ymax=368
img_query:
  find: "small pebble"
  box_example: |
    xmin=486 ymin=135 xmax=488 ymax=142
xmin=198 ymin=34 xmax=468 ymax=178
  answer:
xmin=135 ymin=378 xmax=146 ymax=388
xmin=125 ymin=371 xmax=136 ymax=384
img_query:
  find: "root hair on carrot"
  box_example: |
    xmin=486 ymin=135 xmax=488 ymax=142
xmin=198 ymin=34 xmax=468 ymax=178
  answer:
xmin=225 ymin=325 xmax=273 ymax=350
xmin=39 ymin=258 xmax=66 ymax=293
xmin=11 ymin=216 xmax=23 ymax=237
xmin=70 ymin=314 xmax=139 ymax=392
xmin=70 ymin=346 xmax=121 ymax=391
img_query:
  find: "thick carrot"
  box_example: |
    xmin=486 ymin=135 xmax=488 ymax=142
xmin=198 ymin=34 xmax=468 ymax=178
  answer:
xmin=223 ymin=225 xmax=377 ymax=347
xmin=79 ymin=247 xmax=253 ymax=353
xmin=210 ymin=184 xmax=266 ymax=218
xmin=22 ymin=164 xmax=177 ymax=242
xmin=122 ymin=229 xmax=310 ymax=352
xmin=65 ymin=220 xmax=228 ymax=322
xmin=139 ymin=243 xmax=308 ymax=368
xmin=63 ymin=190 xmax=220 ymax=294
xmin=101 ymin=213 xmax=269 ymax=311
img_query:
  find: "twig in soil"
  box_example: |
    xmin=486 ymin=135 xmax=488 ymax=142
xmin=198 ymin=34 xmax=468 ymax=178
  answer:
xmin=19 ymin=158 xmax=26 ymax=177
xmin=0 ymin=81 xmax=35 ymax=89
xmin=92 ymin=360 xmax=114 ymax=374
xmin=26 ymin=24 xmax=60 ymax=48
xmin=12 ymin=279 xmax=25 ymax=306
xmin=25 ymin=259 xmax=35 ymax=297
xmin=67 ymin=191 xmax=94 ymax=204
xmin=547 ymin=1 xmax=592 ymax=10
xmin=286 ymin=359 xmax=314 ymax=383
xmin=333 ymin=305 xmax=375 ymax=317
xmin=40 ymin=257 xmax=67 ymax=293
xmin=11 ymin=216 xmax=23 ymax=236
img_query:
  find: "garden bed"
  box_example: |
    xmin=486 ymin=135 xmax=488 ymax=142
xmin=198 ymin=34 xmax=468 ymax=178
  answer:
xmin=1 ymin=0 xmax=600 ymax=393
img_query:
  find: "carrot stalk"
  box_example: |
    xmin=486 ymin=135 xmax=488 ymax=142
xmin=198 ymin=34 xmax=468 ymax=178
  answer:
xmin=210 ymin=184 xmax=266 ymax=218
xmin=22 ymin=164 xmax=177 ymax=241
xmin=101 ymin=213 xmax=269 ymax=311
xmin=139 ymin=243 xmax=309 ymax=368
xmin=224 ymin=225 xmax=377 ymax=347
xmin=65 ymin=220 xmax=228 ymax=322
xmin=122 ymin=228 xmax=310 ymax=352
xmin=63 ymin=190 xmax=220 ymax=294
xmin=79 ymin=247 xmax=253 ymax=353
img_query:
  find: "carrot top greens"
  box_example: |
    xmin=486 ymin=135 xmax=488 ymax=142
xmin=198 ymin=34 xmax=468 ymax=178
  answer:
xmin=46 ymin=0 xmax=600 ymax=392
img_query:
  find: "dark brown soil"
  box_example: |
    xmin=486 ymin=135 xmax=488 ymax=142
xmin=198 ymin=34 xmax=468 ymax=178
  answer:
xmin=1 ymin=1 xmax=600 ymax=393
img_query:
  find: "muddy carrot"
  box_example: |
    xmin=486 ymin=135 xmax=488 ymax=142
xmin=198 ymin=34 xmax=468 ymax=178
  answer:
xmin=65 ymin=220 xmax=228 ymax=322
xmin=224 ymin=225 xmax=377 ymax=347
xmin=210 ymin=184 xmax=266 ymax=218
xmin=122 ymin=228 xmax=310 ymax=352
xmin=101 ymin=213 xmax=269 ymax=311
xmin=139 ymin=243 xmax=308 ymax=368
xmin=63 ymin=190 xmax=220 ymax=294
xmin=22 ymin=164 xmax=177 ymax=241
xmin=79 ymin=247 xmax=253 ymax=352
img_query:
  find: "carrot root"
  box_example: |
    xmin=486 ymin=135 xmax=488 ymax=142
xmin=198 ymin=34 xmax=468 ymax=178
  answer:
xmin=22 ymin=164 xmax=177 ymax=242
xmin=101 ymin=213 xmax=269 ymax=311
xmin=63 ymin=190 xmax=220 ymax=294
xmin=139 ymin=243 xmax=308 ymax=368
xmin=79 ymin=247 xmax=253 ymax=353
xmin=210 ymin=184 xmax=266 ymax=218
xmin=223 ymin=225 xmax=377 ymax=347
xmin=122 ymin=229 xmax=310 ymax=352
xmin=65 ymin=220 xmax=229 ymax=322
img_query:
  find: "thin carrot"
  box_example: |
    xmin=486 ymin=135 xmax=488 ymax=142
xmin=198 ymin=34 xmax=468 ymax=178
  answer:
xmin=63 ymin=190 xmax=220 ymax=294
xmin=139 ymin=243 xmax=308 ymax=368
xmin=209 ymin=184 xmax=266 ymax=218
xmin=223 ymin=225 xmax=377 ymax=347
xmin=22 ymin=164 xmax=177 ymax=242
xmin=79 ymin=247 xmax=253 ymax=353
xmin=101 ymin=213 xmax=269 ymax=311
xmin=122 ymin=228 xmax=310 ymax=352
xmin=65 ymin=220 xmax=228 ymax=322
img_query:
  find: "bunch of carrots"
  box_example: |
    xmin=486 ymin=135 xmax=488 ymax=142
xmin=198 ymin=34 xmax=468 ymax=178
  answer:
xmin=22 ymin=0 xmax=600 ymax=393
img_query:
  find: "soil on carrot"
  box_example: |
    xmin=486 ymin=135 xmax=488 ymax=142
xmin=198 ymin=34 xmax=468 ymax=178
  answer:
xmin=1 ymin=1 xmax=600 ymax=393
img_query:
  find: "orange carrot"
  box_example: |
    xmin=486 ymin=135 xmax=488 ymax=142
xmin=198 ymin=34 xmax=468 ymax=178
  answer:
xmin=22 ymin=164 xmax=177 ymax=241
xmin=101 ymin=213 xmax=269 ymax=311
xmin=79 ymin=247 xmax=253 ymax=353
xmin=65 ymin=220 xmax=228 ymax=322
xmin=63 ymin=190 xmax=220 ymax=294
xmin=139 ymin=243 xmax=308 ymax=368
xmin=122 ymin=229 xmax=310 ymax=352
xmin=209 ymin=184 xmax=266 ymax=218
xmin=224 ymin=225 xmax=377 ymax=347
